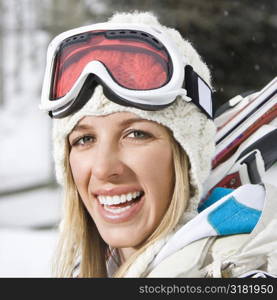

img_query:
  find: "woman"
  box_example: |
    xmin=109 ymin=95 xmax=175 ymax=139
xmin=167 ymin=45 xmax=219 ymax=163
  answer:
xmin=40 ymin=12 xmax=277 ymax=278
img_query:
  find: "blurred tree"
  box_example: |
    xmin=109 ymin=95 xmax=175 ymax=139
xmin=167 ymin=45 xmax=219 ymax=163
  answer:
xmin=46 ymin=0 xmax=91 ymax=36
xmin=14 ymin=0 xmax=24 ymax=94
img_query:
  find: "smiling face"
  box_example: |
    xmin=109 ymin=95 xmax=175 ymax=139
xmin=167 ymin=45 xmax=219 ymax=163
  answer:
xmin=68 ymin=112 xmax=174 ymax=257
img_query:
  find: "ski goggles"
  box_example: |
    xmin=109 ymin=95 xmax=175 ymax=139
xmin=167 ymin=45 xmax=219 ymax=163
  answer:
xmin=40 ymin=22 xmax=213 ymax=119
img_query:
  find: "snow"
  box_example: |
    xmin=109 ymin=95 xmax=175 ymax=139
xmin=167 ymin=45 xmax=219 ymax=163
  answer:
xmin=0 ymin=0 xmax=60 ymax=277
xmin=0 ymin=187 xmax=62 ymax=277
xmin=0 ymin=1 xmax=51 ymax=191
xmin=0 ymin=186 xmax=62 ymax=277
xmin=0 ymin=228 xmax=58 ymax=277
xmin=0 ymin=187 xmax=62 ymax=228
xmin=0 ymin=107 xmax=52 ymax=191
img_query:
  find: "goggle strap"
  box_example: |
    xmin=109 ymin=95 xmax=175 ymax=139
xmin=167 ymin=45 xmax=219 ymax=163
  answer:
xmin=185 ymin=65 xmax=213 ymax=119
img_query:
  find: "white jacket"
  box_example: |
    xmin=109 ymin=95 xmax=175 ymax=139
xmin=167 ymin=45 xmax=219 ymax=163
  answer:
xmin=146 ymin=183 xmax=277 ymax=278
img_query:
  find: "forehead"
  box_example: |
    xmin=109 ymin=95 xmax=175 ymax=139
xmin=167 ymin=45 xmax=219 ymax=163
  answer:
xmin=73 ymin=112 xmax=164 ymax=131
xmin=78 ymin=111 xmax=141 ymax=125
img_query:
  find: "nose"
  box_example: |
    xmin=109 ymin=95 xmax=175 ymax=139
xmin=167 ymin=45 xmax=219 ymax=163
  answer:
xmin=90 ymin=141 xmax=125 ymax=181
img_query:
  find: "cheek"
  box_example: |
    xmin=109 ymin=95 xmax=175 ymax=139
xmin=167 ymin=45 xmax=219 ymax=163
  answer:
xmin=69 ymin=152 xmax=90 ymax=194
xmin=128 ymin=144 xmax=174 ymax=199
xmin=129 ymin=144 xmax=174 ymax=234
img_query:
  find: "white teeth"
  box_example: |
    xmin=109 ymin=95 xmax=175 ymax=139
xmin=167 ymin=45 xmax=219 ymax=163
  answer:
xmin=120 ymin=194 xmax=127 ymax=202
xmin=133 ymin=192 xmax=139 ymax=198
xmin=113 ymin=195 xmax=120 ymax=202
xmin=98 ymin=191 xmax=143 ymax=205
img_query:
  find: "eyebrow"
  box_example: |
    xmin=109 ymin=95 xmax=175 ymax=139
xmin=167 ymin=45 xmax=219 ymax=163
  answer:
xmin=119 ymin=117 xmax=150 ymax=126
xmin=71 ymin=117 xmax=151 ymax=133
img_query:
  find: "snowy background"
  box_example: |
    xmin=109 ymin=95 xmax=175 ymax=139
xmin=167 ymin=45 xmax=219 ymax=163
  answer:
xmin=0 ymin=0 xmax=62 ymax=277
xmin=0 ymin=0 xmax=276 ymax=277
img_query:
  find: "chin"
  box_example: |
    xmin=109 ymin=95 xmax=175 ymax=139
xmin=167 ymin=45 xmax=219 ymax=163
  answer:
xmin=107 ymin=237 xmax=142 ymax=249
xmin=101 ymin=230 xmax=145 ymax=249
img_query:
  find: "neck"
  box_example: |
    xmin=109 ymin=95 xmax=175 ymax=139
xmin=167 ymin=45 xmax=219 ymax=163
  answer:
xmin=118 ymin=247 xmax=137 ymax=263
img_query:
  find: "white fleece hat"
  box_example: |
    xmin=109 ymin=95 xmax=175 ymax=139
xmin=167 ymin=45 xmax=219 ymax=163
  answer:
xmin=52 ymin=11 xmax=216 ymax=217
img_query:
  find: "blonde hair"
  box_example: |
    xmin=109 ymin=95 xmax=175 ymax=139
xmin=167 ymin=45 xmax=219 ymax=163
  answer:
xmin=52 ymin=129 xmax=190 ymax=277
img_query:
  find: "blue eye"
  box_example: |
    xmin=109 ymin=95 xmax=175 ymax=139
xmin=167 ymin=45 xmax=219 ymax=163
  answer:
xmin=127 ymin=130 xmax=151 ymax=139
xmin=73 ymin=135 xmax=94 ymax=146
